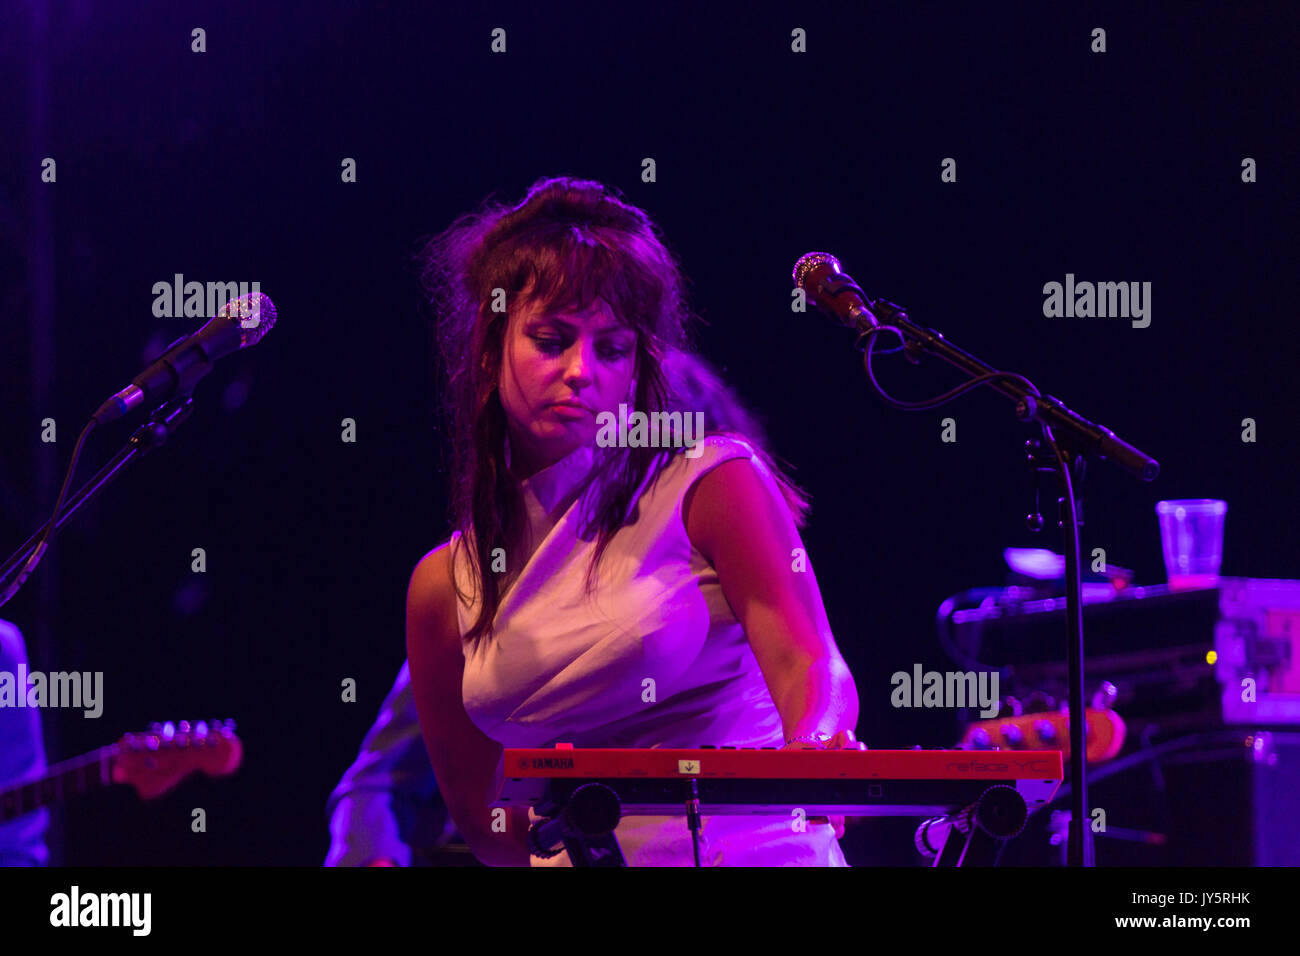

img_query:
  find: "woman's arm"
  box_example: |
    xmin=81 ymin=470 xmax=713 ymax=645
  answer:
xmin=683 ymin=457 xmax=860 ymax=743
xmin=405 ymin=543 xmax=531 ymax=866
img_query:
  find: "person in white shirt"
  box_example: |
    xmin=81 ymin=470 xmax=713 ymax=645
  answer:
xmin=405 ymin=176 xmax=863 ymax=866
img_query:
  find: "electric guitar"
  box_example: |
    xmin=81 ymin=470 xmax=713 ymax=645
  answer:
xmin=0 ymin=719 xmax=242 ymax=822
xmin=959 ymin=707 xmax=1125 ymax=763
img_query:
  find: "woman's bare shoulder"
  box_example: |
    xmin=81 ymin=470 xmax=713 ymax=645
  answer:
xmin=406 ymin=539 xmax=458 ymax=637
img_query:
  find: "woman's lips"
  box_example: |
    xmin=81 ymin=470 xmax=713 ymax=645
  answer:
xmin=548 ymin=402 xmax=591 ymax=417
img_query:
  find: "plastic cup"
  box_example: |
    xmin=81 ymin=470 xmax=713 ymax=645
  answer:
xmin=1155 ymin=499 xmax=1227 ymax=589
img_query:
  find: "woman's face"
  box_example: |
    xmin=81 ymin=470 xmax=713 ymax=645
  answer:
xmin=498 ymin=293 xmax=637 ymax=479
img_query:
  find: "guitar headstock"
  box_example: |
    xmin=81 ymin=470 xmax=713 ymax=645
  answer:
xmin=112 ymin=719 xmax=243 ymax=799
xmin=960 ymin=707 xmax=1125 ymax=763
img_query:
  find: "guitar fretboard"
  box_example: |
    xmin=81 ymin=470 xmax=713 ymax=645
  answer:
xmin=0 ymin=746 xmax=115 ymax=822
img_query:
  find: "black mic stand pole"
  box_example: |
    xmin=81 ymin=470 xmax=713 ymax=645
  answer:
xmin=0 ymin=396 xmax=196 ymax=597
xmin=846 ymin=297 xmax=1158 ymax=867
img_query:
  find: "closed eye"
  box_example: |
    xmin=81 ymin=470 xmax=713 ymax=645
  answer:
xmin=531 ymin=335 xmax=566 ymax=355
xmin=530 ymin=335 xmax=632 ymax=361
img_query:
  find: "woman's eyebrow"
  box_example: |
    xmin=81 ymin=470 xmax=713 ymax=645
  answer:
xmin=535 ymin=315 xmax=632 ymax=334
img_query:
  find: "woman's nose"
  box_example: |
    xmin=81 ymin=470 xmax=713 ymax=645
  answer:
xmin=563 ymin=339 xmax=597 ymax=386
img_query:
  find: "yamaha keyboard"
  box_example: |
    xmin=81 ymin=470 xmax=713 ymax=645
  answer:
xmin=497 ymin=746 xmax=1063 ymax=816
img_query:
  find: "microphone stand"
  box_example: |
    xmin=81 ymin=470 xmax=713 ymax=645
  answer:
xmin=2 ymin=291 xmax=272 ymax=607
xmin=846 ymin=297 xmax=1158 ymax=867
xmin=0 ymin=396 xmax=196 ymax=597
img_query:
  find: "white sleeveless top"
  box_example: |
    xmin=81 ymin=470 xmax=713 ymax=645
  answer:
xmin=451 ymin=434 xmax=848 ymax=866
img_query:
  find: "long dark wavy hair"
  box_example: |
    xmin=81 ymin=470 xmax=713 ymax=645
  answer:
xmin=415 ymin=175 xmax=808 ymax=649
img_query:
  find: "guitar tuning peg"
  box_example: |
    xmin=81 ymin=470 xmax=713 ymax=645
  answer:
xmin=1091 ymin=681 xmax=1118 ymax=711
xmin=1033 ymin=719 xmax=1058 ymax=745
xmin=998 ymin=724 xmax=1025 ymax=748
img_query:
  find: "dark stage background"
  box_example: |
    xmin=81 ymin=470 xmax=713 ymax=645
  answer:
xmin=1 ymin=2 xmax=1296 ymax=866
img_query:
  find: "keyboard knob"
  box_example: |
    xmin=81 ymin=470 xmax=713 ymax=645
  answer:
xmin=1033 ymin=720 xmax=1057 ymax=744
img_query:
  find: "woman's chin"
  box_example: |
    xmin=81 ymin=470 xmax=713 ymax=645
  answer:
xmin=535 ymin=420 xmax=594 ymax=442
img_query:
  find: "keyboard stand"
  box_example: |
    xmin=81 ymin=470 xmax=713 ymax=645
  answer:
xmin=915 ymin=785 xmax=1029 ymax=866
xmin=529 ymin=782 xmax=627 ymax=867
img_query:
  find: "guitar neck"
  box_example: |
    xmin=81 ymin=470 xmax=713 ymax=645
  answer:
xmin=0 ymin=745 xmax=116 ymax=823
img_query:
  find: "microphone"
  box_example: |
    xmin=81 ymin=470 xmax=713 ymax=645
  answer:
xmin=792 ymin=252 xmax=881 ymax=331
xmin=93 ymin=292 xmax=277 ymax=424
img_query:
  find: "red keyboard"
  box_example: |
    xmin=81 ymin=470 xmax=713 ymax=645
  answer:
xmin=497 ymin=746 xmax=1063 ymax=816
